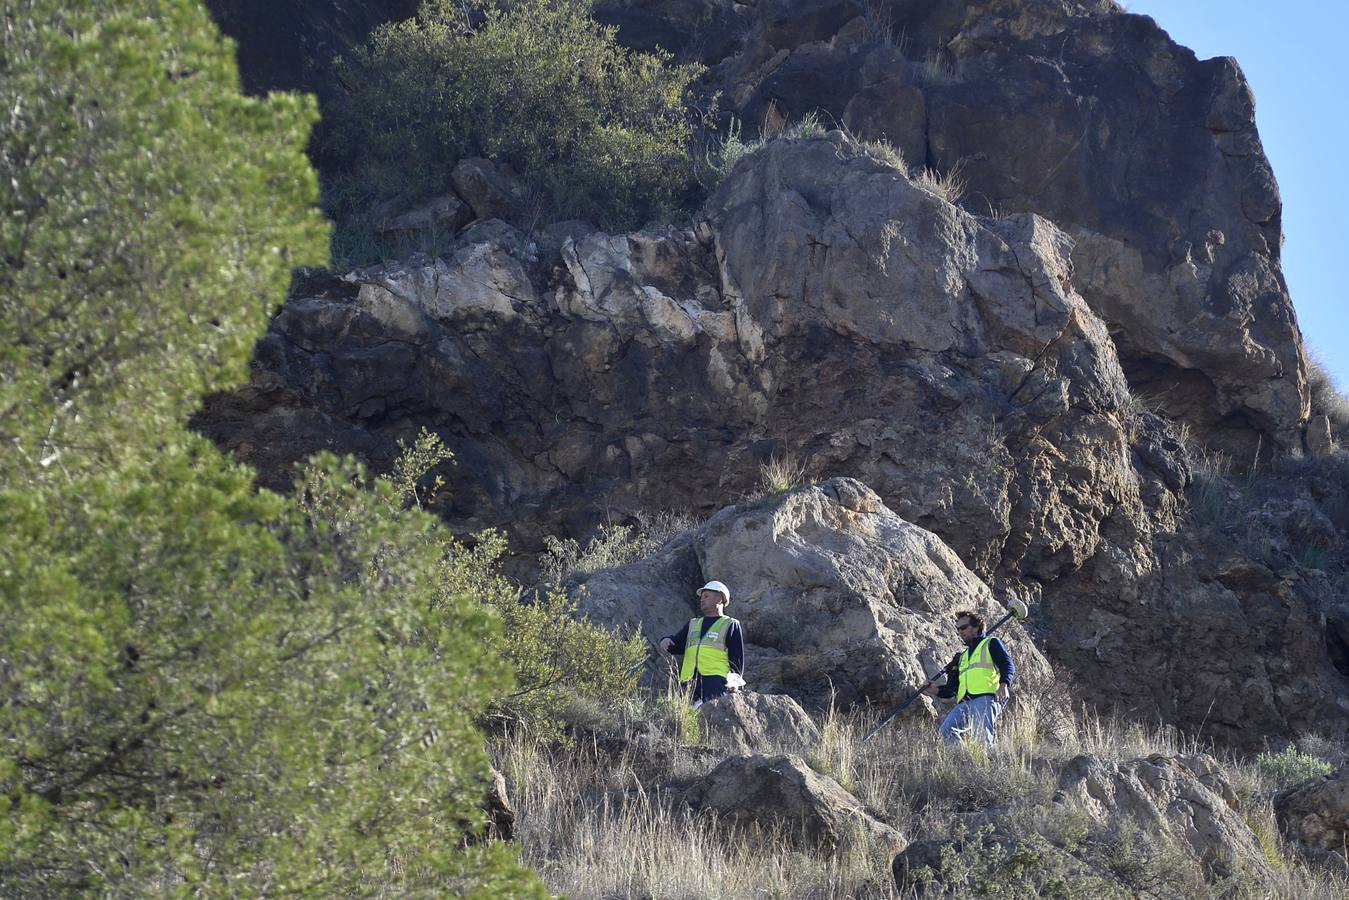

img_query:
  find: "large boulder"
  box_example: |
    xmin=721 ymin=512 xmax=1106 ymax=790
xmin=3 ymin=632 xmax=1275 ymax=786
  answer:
xmin=677 ymin=753 xmax=904 ymax=853
xmin=1054 ymin=752 xmax=1271 ymax=879
xmin=697 ymin=691 xmax=822 ymax=754
xmin=1274 ymin=765 xmax=1349 ymax=865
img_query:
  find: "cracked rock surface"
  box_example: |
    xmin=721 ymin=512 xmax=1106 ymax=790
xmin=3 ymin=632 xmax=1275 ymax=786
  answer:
xmin=196 ymin=133 xmax=1349 ymax=746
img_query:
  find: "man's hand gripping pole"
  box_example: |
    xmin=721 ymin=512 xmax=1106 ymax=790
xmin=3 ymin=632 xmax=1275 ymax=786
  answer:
xmin=861 ymin=597 xmax=1029 ymax=744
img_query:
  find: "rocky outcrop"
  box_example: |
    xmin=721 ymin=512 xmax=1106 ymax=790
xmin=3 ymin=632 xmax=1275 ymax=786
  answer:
xmin=1275 ymin=766 xmax=1349 ymax=866
xmin=203 ymin=134 xmax=1170 ymax=576
xmin=694 ymin=0 xmax=1307 ymax=458
xmin=697 ymin=691 xmax=822 ymax=754
xmin=677 ymin=753 xmax=904 ymax=853
xmin=210 ymin=0 xmax=1311 ymax=458
xmin=198 ymin=130 xmax=1349 ymax=745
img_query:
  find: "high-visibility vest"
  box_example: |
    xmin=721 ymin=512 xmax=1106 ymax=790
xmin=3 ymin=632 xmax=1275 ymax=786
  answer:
xmin=956 ymin=637 xmax=1000 ymax=701
xmin=679 ymin=615 xmax=734 ymax=682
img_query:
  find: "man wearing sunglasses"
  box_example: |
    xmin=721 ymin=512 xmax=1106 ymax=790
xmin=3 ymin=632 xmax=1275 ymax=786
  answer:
xmin=923 ymin=610 xmax=1016 ymax=747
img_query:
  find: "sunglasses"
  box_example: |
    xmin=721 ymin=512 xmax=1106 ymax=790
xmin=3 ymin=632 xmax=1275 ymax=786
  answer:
xmin=956 ymin=622 xmax=975 ymax=631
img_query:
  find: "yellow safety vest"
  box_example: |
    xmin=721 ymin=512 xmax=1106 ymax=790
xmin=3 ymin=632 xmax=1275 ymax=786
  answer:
xmin=956 ymin=637 xmax=1000 ymax=701
xmin=679 ymin=615 xmax=734 ymax=682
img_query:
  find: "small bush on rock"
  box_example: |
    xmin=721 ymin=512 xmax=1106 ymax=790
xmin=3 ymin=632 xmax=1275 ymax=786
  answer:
xmin=1255 ymin=746 xmax=1334 ymax=790
xmin=325 ymin=0 xmax=702 ymax=230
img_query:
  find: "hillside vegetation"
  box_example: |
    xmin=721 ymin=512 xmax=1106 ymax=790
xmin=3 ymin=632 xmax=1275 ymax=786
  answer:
xmin=7 ymin=0 xmax=1349 ymax=895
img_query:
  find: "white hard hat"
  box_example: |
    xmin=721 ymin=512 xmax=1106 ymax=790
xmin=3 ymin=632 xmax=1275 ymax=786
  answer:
xmin=697 ymin=580 xmax=731 ymax=604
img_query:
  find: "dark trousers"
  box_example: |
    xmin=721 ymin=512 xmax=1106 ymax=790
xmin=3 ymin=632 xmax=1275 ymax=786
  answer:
xmin=687 ymin=674 xmax=729 ymax=704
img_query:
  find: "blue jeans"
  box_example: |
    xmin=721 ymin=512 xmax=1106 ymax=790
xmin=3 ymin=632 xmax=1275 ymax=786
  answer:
xmin=938 ymin=695 xmax=1005 ymax=747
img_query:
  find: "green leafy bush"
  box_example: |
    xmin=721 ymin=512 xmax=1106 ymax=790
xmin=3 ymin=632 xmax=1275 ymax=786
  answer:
xmin=0 ymin=2 xmax=543 ymax=893
xmin=1256 ymin=746 xmax=1334 ymax=790
xmin=325 ymin=0 xmax=703 ymax=230
xmin=447 ymin=529 xmax=647 ymax=739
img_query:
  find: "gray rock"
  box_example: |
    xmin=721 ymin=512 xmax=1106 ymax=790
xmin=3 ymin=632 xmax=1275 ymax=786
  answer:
xmin=1274 ymin=765 xmax=1349 ymax=863
xmin=677 ymin=753 xmax=904 ymax=853
xmin=375 ymin=192 xmax=471 ymax=241
xmin=1054 ymin=752 xmax=1270 ymax=879
xmin=451 ymin=157 xmax=529 ymax=224
xmin=697 ymin=690 xmax=821 ymax=754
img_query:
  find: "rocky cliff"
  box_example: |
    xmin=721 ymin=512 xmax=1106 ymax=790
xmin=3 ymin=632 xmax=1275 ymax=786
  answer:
xmin=198 ymin=0 xmax=1349 ymax=748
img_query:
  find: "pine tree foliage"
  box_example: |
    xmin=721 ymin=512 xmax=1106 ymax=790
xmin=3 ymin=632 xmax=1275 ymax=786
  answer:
xmin=0 ymin=1 xmax=545 ymax=893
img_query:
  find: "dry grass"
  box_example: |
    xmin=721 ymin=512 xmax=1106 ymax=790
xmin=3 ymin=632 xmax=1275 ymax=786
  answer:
xmin=1307 ymin=348 xmax=1349 ymax=439
xmin=912 ymin=160 xmax=967 ymax=205
xmin=494 ymin=724 xmax=894 ymax=898
xmin=754 ymin=450 xmax=810 ymax=498
xmin=490 ymin=684 xmax=1349 ymax=899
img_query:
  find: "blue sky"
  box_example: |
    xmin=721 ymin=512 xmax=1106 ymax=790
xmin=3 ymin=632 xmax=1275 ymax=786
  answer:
xmin=1124 ymin=1 xmax=1349 ymax=389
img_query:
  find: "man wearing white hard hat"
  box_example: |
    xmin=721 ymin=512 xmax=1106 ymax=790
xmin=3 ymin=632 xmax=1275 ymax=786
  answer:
xmin=658 ymin=580 xmax=745 ymax=706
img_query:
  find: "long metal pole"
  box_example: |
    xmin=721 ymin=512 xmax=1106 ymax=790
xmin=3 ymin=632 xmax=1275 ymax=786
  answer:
xmin=861 ymin=604 xmax=1024 ymax=744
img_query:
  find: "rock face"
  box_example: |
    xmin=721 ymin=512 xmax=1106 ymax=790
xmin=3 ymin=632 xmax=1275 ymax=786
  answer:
xmin=1274 ymin=765 xmax=1349 ymax=863
xmin=579 ymin=478 xmax=1050 ymax=709
xmin=697 ymin=691 xmax=822 ymax=754
xmin=198 ymin=130 xmax=1349 ymax=746
xmin=693 ymin=0 xmax=1307 ymax=458
xmin=204 ymin=0 xmax=419 ymax=99
xmin=677 ymin=753 xmax=904 ymax=853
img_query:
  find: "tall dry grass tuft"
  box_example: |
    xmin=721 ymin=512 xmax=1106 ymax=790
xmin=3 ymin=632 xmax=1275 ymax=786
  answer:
xmin=912 ymin=160 xmax=967 ymax=204
xmin=755 ymin=451 xmax=809 ymax=497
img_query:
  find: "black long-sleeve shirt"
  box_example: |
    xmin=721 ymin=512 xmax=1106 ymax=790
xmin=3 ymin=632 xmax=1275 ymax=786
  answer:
xmin=935 ymin=634 xmax=1015 ymax=701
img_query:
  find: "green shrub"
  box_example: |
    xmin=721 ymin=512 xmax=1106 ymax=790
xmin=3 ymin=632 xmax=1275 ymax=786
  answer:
xmin=449 ymin=529 xmax=647 ymax=740
xmin=325 ymin=0 xmax=703 ymax=230
xmin=1255 ymin=746 xmax=1334 ymax=790
xmin=541 ymin=523 xmax=651 ymax=584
